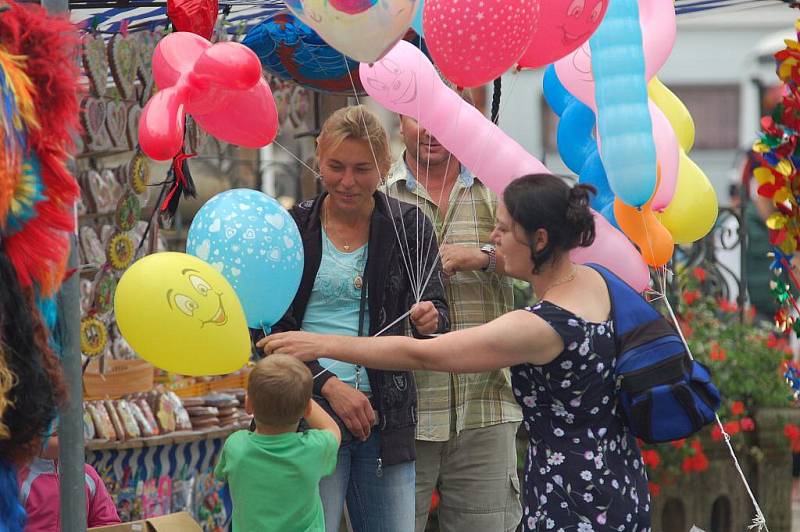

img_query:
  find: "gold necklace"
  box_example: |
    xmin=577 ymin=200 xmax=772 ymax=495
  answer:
xmin=324 ymin=200 xmax=368 ymax=289
xmin=539 ymin=266 xmax=578 ymax=300
xmin=324 ymin=200 xmax=352 ymax=251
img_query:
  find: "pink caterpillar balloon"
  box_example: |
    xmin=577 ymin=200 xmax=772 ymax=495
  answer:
xmin=140 ymin=32 xmax=279 ymax=161
xmin=554 ymin=0 xmax=678 ymax=210
xmin=360 ymin=40 xmax=650 ymax=291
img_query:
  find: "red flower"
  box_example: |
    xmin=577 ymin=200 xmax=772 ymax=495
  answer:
xmin=648 ymin=482 xmax=661 ymax=498
xmin=710 ymin=342 xmax=727 ymax=362
xmin=641 ymin=449 xmax=661 ymax=469
xmin=718 ymin=298 xmax=739 ymax=313
xmin=741 ymin=417 xmax=756 ymax=432
xmin=692 ymin=267 xmax=707 ymax=282
xmin=681 ymin=456 xmax=694 ymax=473
xmin=731 ymin=401 xmax=745 ymax=416
xmin=785 ymin=423 xmax=800 ymax=441
xmin=693 ymin=452 xmax=709 ymax=472
xmin=683 ymin=290 xmax=701 ymax=306
xmin=670 ymin=438 xmax=686 ymax=448
xmin=711 ymin=425 xmax=723 ymax=441
xmin=724 ymin=421 xmax=741 ymax=436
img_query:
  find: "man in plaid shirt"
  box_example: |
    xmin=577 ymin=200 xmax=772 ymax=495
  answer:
xmin=382 ymin=93 xmax=523 ymax=532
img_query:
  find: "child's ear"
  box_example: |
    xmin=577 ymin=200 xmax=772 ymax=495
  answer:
xmin=304 ymin=399 xmax=313 ymax=418
xmin=244 ymin=395 xmax=253 ymax=415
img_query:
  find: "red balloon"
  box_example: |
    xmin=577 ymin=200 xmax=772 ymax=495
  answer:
xmin=139 ymin=32 xmax=278 ymax=161
xmin=423 ymin=0 xmax=537 ymax=88
xmin=517 ymin=0 xmax=608 ymax=70
xmin=167 ymin=0 xmax=219 ymax=40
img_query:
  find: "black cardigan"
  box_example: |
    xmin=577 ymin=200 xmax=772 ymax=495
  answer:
xmin=254 ymin=191 xmax=450 ymax=465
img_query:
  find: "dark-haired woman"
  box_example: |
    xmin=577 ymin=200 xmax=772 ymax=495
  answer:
xmin=259 ymin=174 xmax=651 ymax=531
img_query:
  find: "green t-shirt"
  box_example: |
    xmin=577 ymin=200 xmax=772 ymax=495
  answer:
xmin=215 ymin=429 xmax=338 ymax=532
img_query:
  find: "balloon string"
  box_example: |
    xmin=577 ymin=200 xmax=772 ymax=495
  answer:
xmin=312 ymin=307 xmax=414 ymax=380
xmin=343 ymin=55 xmax=421 ymax=302
xmin=273 ymin=140 xmax=322 ymax=179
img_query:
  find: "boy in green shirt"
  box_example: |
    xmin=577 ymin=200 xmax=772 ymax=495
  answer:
xmin=215 ymin=355 xmax=340 ymax=531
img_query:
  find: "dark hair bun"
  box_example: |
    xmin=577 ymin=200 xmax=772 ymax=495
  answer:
xmin=502 ymin=174 xmax=596 ymax=273
xmin=566 ymin=184 xmax=596 ymax=248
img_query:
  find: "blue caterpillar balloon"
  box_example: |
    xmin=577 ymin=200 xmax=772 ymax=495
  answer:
xmin=542 ymin=66 xmax=615 ymax=219
xmin=589 ymin=0 xmax=657 ymax=208
xmin=243 ymin=12 xmax=364 ymax=95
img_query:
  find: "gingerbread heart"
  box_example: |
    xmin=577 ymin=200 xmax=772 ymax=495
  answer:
xmin=102 ymin=168 xmax=124 ymax=208
xmin=80 ymin=97 xmax=110 ymax=152
xmin=80 ymin=225 xmax=106 ymax=266
xmin=126 ymin=104 xmax=142 ymax=150
xmin=82 ymin=34 xmax=108 ymax=97
xmin=88 ymin=169 xmax=113 ymax=214
xmin=134 ymin=32 xmax=155 ymax=105
xmin=105 ymin=100 xmax=128 ymax=149
xmin=108 ymin=35 xmax=137 ymax=100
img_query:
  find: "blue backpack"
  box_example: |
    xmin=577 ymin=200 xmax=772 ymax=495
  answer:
xmin=589 ymin=264 xmax=721 ymax=443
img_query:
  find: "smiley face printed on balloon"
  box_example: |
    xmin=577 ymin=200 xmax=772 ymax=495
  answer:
xmin=364 ymin=58 xmax=417 ymax=106
xmin=166 ymin=268 xmax=229 ymax=328
xmin=561 ymin=0 xmax=605 ymax=46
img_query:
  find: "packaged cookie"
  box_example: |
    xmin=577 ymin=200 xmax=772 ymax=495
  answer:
xmin=115 ymin=400 xmax=141 ymax=439
xmin=83 ymin=406 xmax=96 ymax=440
xmin=103 ymin=169 xmax=124 ymax=208
xmin=136 ymin=398 xmax=160 ymax=436
xmin=88 ymin=401 xmax=117 ymax=440
xmin=107 ymin=232 xmax=135 ymax=271
xmin=190 ymin=416 xmax=219 ymax=429
xmin=186 ymin=406 xmax=219 ymax=417
xmin=180 ymin=397 xmax=205 ymax=408
xmin=164 ymin=391 xmax=192 ymax=431
xmin=104 ymin=399 xmax=126 ymax=442
xmin=129 ymin=401 xmax=156 ymax=437
xmin=154 ymin=393 xmax=176 ymax=433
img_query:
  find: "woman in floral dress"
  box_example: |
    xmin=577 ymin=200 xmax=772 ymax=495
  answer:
xmin=260 ymin=174 xmax=652 ymax=531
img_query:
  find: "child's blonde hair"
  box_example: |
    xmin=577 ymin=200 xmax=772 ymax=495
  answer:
xmin=316 ymin=105 xmax=391 ymax=176
xmin=248 ymin=355 xmax=312 ymax=426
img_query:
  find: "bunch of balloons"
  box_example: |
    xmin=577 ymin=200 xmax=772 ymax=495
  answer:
xmin=278 ymin=0 xmax=609 ymax=89
xmin=114 ymin=190 xmax=304 ymax=377
xmin=547 ymin=0 xmax=717 ymax=268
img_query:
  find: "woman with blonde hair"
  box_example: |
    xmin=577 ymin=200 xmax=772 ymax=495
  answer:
xmin=254 ymin=105 xmax=450 ymax=531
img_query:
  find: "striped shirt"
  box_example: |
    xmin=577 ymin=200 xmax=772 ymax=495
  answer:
xmin=383 ymin=158 xmax=521 ymax=441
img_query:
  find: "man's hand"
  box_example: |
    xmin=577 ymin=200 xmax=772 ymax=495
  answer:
xmin=321 ymin=378 xmax=374 ymax=441
xmin=439 ymin=243 xmax=488 ymax=276
xmin=410 ymin=301 xmax=439 ymax=335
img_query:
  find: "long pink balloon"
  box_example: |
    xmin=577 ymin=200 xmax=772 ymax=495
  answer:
xmin=360 ymin=40 xmax=650 ymax=291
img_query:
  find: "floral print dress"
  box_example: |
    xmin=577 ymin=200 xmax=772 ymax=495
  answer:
xmin=511 ymin=301 xmax=651 ymax=531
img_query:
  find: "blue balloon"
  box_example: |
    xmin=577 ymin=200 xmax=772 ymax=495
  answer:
xmin=186 ymin=189 xmax=303 ymax=330
xmin=542 ymin=65 xmax=613 ymax=214
xmin=411 ymin=0 xmax=424 ymax=37
xmin=589 ymin=0 xmax=656 ymax=207
xmin=242 ymin=12 xmax=364 ymax=95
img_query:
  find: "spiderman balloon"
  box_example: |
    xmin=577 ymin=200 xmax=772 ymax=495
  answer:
xmin=243 ymin=12 xmax=364 ymax=96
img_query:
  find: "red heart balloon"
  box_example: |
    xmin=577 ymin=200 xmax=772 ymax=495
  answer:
xmin=167 ymin=0 xmax=219 ymax=40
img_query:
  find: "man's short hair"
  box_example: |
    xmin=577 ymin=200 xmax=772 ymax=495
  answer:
xmin=248 ymin=355 xmax=312 ymax=426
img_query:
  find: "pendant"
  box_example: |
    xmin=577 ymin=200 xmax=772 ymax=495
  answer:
xmin=354 ymin=275 xmax=363 ymax=289
xmin=343 ymin=244 xmax=351 ymax=251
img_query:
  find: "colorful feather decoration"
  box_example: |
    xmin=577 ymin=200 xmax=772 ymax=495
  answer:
xmin=0 ymin=2 xmax=80 ymax=296
xmin=0 ymin=48 xmax=34 ymax=231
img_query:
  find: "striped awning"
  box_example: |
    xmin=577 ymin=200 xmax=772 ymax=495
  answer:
xmin=69 ymin=0 xmax=792 ymax=34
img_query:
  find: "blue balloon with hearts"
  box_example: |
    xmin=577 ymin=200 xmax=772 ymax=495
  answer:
xmin=186 ymin=189 xmax=303 ymax=331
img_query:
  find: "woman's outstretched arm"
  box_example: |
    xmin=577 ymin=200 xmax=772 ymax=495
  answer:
xmin=258 ymin=309 xmax=564 ymax=373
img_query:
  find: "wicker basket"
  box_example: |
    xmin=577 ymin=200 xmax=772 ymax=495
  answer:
xmin=83 ymin=358 xmax=155 ymax=400
xmin=169 ymin=368 xmax=251 ymax=398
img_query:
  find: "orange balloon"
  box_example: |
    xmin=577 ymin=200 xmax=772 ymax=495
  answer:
xmin=614 ymin=199 xmax=674 ymax=267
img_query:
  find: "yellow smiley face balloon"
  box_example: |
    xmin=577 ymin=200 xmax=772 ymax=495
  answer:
xmin=114 ymin=252 xmax=250 ymax=376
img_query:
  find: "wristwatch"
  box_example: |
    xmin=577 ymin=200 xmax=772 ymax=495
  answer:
xmin=480 ymin=244 xmax=496 ymax=273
